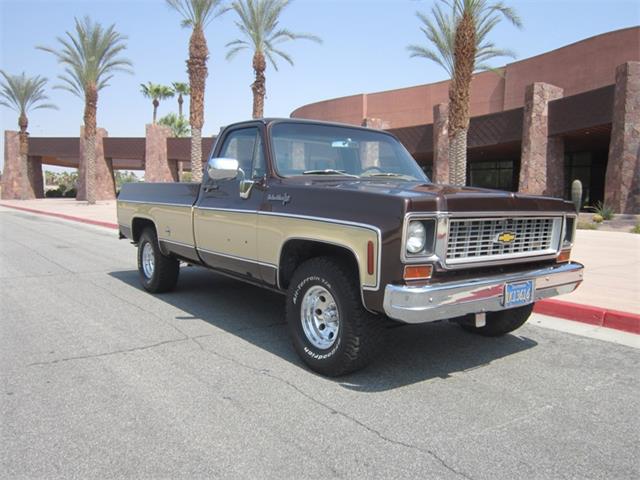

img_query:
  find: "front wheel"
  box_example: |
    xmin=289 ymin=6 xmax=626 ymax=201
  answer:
xmin=286 ymin=257 xmax=384 ymax=376
xmin=459 ymin=304 xmax=534 ymax=337
xmin=137 ymin=228 xmax=180 ymax=293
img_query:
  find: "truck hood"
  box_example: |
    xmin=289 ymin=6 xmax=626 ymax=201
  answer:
xmin=290 ymin=179 xmax=572 ymax=213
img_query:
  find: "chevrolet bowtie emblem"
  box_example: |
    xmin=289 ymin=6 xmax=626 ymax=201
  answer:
xmin=495 ymin=231 xmax=516 ymax=244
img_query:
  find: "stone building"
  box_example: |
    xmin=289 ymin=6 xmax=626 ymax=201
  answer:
xmin=291 ymin=27 xmax=640 ymax=213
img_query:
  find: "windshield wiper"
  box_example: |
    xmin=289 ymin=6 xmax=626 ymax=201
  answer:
xmin=366 ymin=172 xmax=402 ymax=177
xmin=302 ymin=169 xmax=358 ymax=178
xmin=364 ymin=172 xmax=416 ymax=180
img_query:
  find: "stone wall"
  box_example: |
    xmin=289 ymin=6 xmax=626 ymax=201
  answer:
xmin=77 ymin=128 xmax=115 ymax=201
xmin=605 ymin=62 xmax=640 ymax=214
xmin=519 ymin=82 xmax=564 ymax=197
xmin=145 ymin=124 xmax=178 ymax=182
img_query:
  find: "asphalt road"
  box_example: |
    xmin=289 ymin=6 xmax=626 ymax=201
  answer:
xmin=1 ymin=208 xmax=639 ymax=480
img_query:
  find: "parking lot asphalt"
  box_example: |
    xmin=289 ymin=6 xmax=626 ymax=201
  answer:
xmin=1 ymin=208 xmax=639 ymax=480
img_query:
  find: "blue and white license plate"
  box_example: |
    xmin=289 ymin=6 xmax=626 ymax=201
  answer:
xmin=503 ymin=280 xmax=534 ymax=308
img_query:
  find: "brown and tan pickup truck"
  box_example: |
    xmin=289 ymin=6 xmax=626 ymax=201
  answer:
xmin=117 ymin=118 xmax=584 ymax=376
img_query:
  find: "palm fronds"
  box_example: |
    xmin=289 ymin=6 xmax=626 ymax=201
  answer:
xmin=0 ymin=71 xmax=57 ymax=116
xmin=38 ymin=16 xmax=132 ymax=97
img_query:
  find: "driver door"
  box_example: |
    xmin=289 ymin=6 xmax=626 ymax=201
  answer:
xmin=194 ymin=126 xmax=267 ymax=281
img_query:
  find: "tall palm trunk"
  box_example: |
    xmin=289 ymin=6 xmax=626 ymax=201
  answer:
xmin=178 ymin=94 xmax=184 ymax=118
xmin=152 ymin=99 xmax=159 ymax=124
xmin=187 ymin=25 xmax=208 ymax=183
xmin=18 ymin=112 xmax=32 ymax=200
xmin=251 ymin=51 xmax=266 ymax=119
xmin=84 ymin=85 xmax=98 ymax=204
xmin=448 ymin=10 xmax=476 ymax=186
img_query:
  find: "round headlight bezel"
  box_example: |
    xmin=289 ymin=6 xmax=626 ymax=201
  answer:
xmin=406 ymin=220 xmax=427 ymax=254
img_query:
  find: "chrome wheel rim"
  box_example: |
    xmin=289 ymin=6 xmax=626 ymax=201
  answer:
xmin=301 ymin=286 xmax=340 ymax=349
xmin=141 ymin=242 xmax=155 ymax=279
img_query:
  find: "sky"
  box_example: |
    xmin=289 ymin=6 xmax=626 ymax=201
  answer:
xmin=1 ymin=0 xmax=639 ymax=172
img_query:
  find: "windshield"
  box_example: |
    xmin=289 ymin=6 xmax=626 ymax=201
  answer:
xmin=271 ymin=122 xmax=429 ymax=182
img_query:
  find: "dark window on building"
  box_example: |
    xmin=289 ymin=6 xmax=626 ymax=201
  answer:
xmin=421 ymin=162 xmax=433 ymax=180
xmin=564 ymin=151 xmax=606 ymax=208
xmin=468 ymin=160 xmax=516 ymax=191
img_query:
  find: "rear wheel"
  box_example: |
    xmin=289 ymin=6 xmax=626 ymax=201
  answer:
xmin=459 ymin=304 xmax=534 ymax=337
xmin=286 ymin=257 xmax=384 ymax=376
xmin=137 ymin=228 xmax=180 ymax=293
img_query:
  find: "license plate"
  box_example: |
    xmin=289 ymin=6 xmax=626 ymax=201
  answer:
xmin=503 ymin=280 xmax=534 ymax=308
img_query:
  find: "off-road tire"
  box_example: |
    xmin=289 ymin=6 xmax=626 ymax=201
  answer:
xmin=459 ymin=304 xmax=534 ymax=337
xmin=137 ymin=228 xmax=180 ymax=293
xmin=286 ymin=256 xmax=385 ymax=376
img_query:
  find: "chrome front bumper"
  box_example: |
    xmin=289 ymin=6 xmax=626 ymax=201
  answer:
xmin=383 ymin=262 xmax=584 ymax=324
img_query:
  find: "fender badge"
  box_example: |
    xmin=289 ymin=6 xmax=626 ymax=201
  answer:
xmin=267 ymin=193 xmax=291 ymax=205
xmin=495 ymin=231 xmax=516 ymax=244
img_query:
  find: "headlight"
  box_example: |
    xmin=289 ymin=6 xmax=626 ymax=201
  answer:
xmin=406 ymin=221 xmax=427 ymax=254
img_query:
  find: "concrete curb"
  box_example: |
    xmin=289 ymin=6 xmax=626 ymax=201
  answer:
xmin=534 ymin=299 xmax=640 ymax=334
xmin=3 ymin=201 xmax=638 ymax=335
xmin=0 ymin=202 xmax=119 ymax=230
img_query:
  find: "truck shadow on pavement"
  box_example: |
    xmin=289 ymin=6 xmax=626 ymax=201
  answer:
xmin=110 ymin=267 xmax=538 ymax=392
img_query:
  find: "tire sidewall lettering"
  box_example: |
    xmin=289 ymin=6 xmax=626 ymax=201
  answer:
xmin=291 ymin=275 xmax=340 ymax=360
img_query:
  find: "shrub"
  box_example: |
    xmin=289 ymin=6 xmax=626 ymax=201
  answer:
xmin=45 ymin=187 xmax=64 ymax=198
xmin=592 ymin=214 xmax=604 ymax=223
xmin=63 ymin=188 xmax=77 ymax=198
xmin=631 ymin=224 xmax=640 ymax=234
xmin=578 ymin=221 xmax=599 ymax=230
xmin=593 ymin=201 xmax=614 ymax=220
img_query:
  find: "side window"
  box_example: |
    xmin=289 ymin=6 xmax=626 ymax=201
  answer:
xmin=252 ymin=135 xmax=266 ymax=179
xmin=219 ymin=127 xmax=265 ymax=180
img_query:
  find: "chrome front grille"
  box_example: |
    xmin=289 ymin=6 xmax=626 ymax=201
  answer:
xmin=446 ymin=217 xmax=560 ymax=265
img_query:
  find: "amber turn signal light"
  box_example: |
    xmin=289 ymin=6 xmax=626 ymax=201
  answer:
xmin=557 ymin=249 xmax=571 ymax=263
xmin=404 ymin=264 xmax=433 ymax=281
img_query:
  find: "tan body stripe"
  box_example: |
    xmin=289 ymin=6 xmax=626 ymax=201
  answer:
xmin=118 ymin=201 xmax=379 ymax=290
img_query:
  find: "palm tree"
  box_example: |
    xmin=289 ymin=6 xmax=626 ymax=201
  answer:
xmin=140 ymin=82 xmax=175 ymax=123
xmin=226 ymin=0 xmax=321 ymax=119
xmin=166 ymin=0 xmax=227 ymax=183
xmin=0 ymin=71 xmax=57 ymax=199
xmin=171 ymin=81 xmax=190 ymax=118
xmin=408 ymin=0 xmax=521 ymax=185
xmin=39 ymin=16 xmax=132 ymax=203
xmin=159 ymin=112 xmax=191 ymax=137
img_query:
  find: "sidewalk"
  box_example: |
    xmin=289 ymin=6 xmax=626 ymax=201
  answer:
xmin=1 ymin=198 xmax=638 ymax=331
xmin=0 ymin=198 xmax=117 ymax=228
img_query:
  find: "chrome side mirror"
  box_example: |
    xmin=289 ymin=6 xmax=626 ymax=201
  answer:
xmin=207 ymin=157 xmax=239 ymax=181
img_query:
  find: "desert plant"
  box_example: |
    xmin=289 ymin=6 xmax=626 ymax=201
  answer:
xmin=140 ymin=82 xmax=174 ymax=123
xmin=592 ymin=213 xmax=604 ymax=223
xmin=166 ymin=0 xmax=228 ymax=183
xmin=577 ymin=221 xmax=599 ymax=230
xmin=631 ymin=223 xmax=640 ymax=234
xmin=226 ymin=0 xmax=321 ymax=118
xmin=408 ymin=0 xmax=521 ymax=185
xmin=172 ymin=81 xmax=190 ymax=118
xmin=593 ymin=201 xmax=614 ymax=221
xmin=0 ymin=71 xmax=57 ymax=199
xmin=571 ymin=179 xmax=582 ymax=212
xmin=39 ymin=16 xmax=132 ymax=204
xmin=45 ymin=187 xmax=65 ymax=198
xmin=114 ymin=170 xmax=138 ymax=189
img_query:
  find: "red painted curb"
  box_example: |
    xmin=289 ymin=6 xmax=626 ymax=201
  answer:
xmin=535 ymin=299 xmax=640 ymax=334
xmin=0 ymin=203 xmax=118 ymax=230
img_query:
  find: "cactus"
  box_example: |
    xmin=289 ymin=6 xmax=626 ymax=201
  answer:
xmin=571 ymin=179 xmax=583 ymax=212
